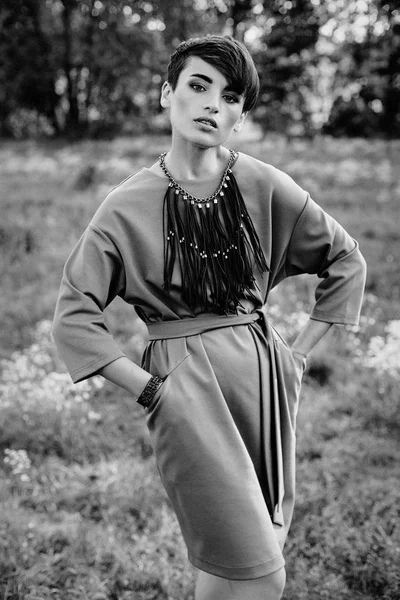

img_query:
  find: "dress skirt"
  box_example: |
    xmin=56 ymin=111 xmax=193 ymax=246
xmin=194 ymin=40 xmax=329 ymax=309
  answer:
xmin=141 ymin=311 xmax=305 ymax=580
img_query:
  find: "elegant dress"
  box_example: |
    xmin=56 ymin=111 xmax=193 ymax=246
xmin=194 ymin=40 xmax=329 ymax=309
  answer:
xmin=52 ymin=151 xmax=366 ymax=580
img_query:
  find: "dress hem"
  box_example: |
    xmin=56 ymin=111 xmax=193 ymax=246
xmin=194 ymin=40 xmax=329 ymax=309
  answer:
xmin=188 ymin=551 xmax=285 ymax=580
xmin=70 ymin=349 xmax=126 ymax=383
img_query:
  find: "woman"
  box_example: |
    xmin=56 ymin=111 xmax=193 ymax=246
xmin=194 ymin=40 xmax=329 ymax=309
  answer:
xmin=52 ymin=36 xmax=366 ymax=600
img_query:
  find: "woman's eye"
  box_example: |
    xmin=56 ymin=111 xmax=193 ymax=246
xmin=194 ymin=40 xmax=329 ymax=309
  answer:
xmin=224 ymin=95 xmax=239 ymax=104
xmin=190 ymin=83 xmax=205 ymax=92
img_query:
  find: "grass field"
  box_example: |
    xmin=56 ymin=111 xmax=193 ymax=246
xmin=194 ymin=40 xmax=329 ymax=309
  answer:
xmin=1 ymin=133 xmax=399 ymax=600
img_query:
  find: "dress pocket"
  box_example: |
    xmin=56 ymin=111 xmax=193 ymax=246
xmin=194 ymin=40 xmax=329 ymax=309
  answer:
xmin=270 ymin=323 xmax=290 ymax=348
xmin=291 ymin=349 xmax=307 ymax=375
xmin=140 ymin=337 xmax=191 ymax=413
xmin=270 ymin=323 xmax=306 ymax=376
xmin=270 ymin=323 xmax=305 ymax=429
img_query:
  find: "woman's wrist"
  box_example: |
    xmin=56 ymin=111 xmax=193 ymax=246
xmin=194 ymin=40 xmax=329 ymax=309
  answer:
xmin=98 ymin=357 xmax=162 ymax=407
xmin=134 ymin=371 xmax=153 ymax=398
xmin=136 ymin=375 xmax=165 ymax=408
xmin=291 ymin=320 xmax=333 ymax=360
xmin=98 ymin=357 xmax=152 ymax=397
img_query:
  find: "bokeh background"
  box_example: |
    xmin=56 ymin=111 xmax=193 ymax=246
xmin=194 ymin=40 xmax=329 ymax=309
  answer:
xmin=1 ymin=0 xmax=400 ymax=138
xmin=1 ymin=2 xmax=400 ymax=599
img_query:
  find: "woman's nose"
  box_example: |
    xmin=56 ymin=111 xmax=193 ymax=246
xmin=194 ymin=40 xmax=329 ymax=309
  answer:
xmin=204 ymin=95 xmax=220 ymax=113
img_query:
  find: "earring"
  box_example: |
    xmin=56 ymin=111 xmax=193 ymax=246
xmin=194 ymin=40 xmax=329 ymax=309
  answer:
xmin=234 ymin=124 xmax=241 ymax=132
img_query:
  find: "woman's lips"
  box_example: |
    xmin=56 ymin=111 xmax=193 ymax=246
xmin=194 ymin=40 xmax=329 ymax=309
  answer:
xmin=194 ymin=118 xmax=217 ymax=129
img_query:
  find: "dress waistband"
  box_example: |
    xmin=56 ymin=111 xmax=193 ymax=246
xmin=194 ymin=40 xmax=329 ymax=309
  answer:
xmin=147 ymin=311 xmax=263 ymax=340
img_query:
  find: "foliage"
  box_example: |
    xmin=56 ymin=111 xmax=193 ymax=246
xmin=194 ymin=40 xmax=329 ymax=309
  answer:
xmin=0 ymin=0 xmax=166 ymax=137
xmin=1 ymin=0 xmax=399 ymax=137
xmin=0 ymin=320 xmax=109 ymax=462
xmin=0 ymin=0 xmax=58 ymax=136
xmin=0 ymin=135 xmax=400 ymax=598
xmin=253 ymin=0 xmax=320 ymax=137
xmin=322 ymin=1 xmax=400 ymax=137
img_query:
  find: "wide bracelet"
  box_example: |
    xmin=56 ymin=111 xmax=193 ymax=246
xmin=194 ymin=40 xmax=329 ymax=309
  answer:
xmin=136 ymin=375 xmax=165 ymax=409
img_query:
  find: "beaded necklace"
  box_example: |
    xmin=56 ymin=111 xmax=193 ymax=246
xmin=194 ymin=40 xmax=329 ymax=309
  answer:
xmin=159 ymin=150 xmax=269 ymax=314
xmin=159 ymin=149 xmax=236 ymax=208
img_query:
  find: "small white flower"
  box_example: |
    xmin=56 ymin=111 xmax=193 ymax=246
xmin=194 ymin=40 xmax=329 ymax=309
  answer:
xmin=88 ymin=410 xmax=102 ymax=421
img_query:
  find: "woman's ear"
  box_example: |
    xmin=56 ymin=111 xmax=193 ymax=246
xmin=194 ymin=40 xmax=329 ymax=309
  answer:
xmin=160 ymin=81 xmax=172 ymax=108
xmin=234 ymin=111 xmax=248 ymax=132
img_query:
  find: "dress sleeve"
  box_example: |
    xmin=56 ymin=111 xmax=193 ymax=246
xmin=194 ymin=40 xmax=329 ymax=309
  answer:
xmin=285 ymin=195 xmax=367 ymax=325
xmin=52 ymin=223 xmax=127 ymax=383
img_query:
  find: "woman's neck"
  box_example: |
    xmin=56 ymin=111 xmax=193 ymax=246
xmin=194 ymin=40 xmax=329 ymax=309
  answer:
xmin=165 ymin=139 xmax=230 ymax=180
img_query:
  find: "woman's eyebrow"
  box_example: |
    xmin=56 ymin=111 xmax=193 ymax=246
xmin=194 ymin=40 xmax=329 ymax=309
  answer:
xmin=189 ymin=72 xmax=240 ymax=94
xmin=189 ymin=73 xmax=213 ymax=84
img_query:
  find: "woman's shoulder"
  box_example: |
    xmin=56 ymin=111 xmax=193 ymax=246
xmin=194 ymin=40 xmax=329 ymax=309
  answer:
xmin=235 ymin=151 xmax=308 ymax=211
xmin=106 ymin=166 xmax=165 ymax=202
xmin=91 ymin=167 xmax=165 ymax=229
xmin=235 ymin=151 xmax=300 ymax=189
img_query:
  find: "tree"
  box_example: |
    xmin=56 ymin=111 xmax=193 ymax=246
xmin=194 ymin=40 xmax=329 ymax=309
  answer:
xmin=322 ymin=0 xmax=400 ymax=137
xmin=0 ymin=0 xmax=59 ymax=136
xmin=252 ymin=0 xmax=320 ymax=136
xmin=1 ymin=0 xmax=399 ymax=137
xmin=47 ymin=0 xmax=158 ymax=134
xmin=229 ymin=0 xmax=254 ymax=39
xmin=0 ymin=0 xmax=171 ymax=136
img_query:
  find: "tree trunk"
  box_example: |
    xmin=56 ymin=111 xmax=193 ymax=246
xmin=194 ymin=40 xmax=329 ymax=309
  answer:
xmin=382 ymin=37 xmax=400 ymax=137
xmin=32 ymin=0 xmax=61 ymax=134
xmin=61 ymin=0 xmax=80 ymax=132
xmin=230 ymin=0 xmax=252 ymax=40
xmin=83 ymin=0 xmax=96 ymax=124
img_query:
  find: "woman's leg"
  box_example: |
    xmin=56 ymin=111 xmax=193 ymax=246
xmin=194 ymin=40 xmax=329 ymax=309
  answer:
xmin=195 ymin=568 xmax=286 ymax=600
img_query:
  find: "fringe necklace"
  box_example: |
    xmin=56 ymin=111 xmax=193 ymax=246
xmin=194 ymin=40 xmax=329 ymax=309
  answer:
xmin=160 ymin=150 xmax=269 ymax=315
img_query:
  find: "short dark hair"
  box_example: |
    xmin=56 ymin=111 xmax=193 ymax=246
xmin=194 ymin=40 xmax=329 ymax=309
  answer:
xmin=167 ymin=35 xmax=260 ymax=113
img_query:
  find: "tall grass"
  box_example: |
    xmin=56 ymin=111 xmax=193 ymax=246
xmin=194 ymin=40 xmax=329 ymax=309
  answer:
xmin=1 ymin=134 xmax=399 ymax=599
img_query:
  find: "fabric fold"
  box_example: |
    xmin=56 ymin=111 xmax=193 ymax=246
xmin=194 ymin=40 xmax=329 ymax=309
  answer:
xmin=146 ymin=306 xmax=297 ymax=532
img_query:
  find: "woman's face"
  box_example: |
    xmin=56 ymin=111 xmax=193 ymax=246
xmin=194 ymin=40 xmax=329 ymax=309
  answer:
xmin=161 ymin=56 xmax=247 ymax=148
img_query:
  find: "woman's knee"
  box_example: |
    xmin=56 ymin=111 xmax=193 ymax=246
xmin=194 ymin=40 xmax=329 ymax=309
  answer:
xmin=195 ymin=567 xmax=286 ymax=600
xmin=228 ymin=567 xmax=286 ymax=600
xmin=263 ymin=567 xmax=286 ymax=599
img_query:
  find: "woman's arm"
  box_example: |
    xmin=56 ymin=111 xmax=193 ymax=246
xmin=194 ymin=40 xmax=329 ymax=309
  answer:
xmin=52 ymin=224 xmax=132 ymax=384
xmin=98 ymin=357 xmax=151 ymax=399
xmin=291 ymin=319 xmax=332 ymax=358
xmin=284 ymin=196 xmax=367 ymax=329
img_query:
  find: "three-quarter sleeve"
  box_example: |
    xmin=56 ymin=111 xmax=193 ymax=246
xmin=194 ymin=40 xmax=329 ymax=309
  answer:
xmin=52 ymin=224 xmax=127 ymax=383
xmin=285 ymin=195 xmax=367 ymax=325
